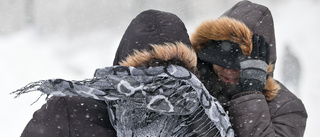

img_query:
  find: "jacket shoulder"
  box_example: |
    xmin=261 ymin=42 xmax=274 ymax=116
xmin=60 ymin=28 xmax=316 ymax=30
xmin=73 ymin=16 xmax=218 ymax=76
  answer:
xmin=268 ymin=81 xmax=306 ymax=112
xmin=21 ymin=96 xmax=116 ymax=137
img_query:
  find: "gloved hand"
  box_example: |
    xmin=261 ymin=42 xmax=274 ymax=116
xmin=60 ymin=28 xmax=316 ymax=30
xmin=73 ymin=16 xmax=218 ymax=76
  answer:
xmin=238 ymin=34 xmax=270 ymax=92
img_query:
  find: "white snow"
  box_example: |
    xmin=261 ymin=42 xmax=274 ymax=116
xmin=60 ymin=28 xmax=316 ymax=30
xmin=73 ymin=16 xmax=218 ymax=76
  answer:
xmin=1 ymin=0 xmax=319 ymax=137
xmin=0 ymin=29 xmax=120 ymax=137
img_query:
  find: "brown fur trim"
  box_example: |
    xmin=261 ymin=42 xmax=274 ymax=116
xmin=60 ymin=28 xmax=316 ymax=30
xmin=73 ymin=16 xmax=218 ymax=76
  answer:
xmin=191 ymin=16 xmax=253 ymax=56
xmin=119 ymin=42 xmax=197 ymax=74
xmin=267 ymin=64 xmax=274 ymax=74
xmin=191 ymin=17 xmax=280 ymax=100
xmin=263 ymin=63 xmax=279 ymax=100
xmin=264 ymin=76 xmax=280 ymax=101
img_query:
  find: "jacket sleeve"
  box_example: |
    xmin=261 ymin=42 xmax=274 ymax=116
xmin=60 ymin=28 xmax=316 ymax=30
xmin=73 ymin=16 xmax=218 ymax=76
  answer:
xmin=229 ymin=92 xmax=307 ymax=137
xmin=21 ymin=96 xmax=117 ymax=137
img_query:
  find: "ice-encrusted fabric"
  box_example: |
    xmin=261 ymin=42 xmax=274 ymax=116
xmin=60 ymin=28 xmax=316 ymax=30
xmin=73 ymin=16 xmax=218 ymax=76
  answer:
xmin=13 ymin=65 xmax=234 ymax=137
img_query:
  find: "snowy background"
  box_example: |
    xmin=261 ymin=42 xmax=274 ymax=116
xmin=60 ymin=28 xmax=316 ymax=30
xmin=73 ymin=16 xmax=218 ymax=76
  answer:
xmin=1 ymin=0 xmax=319 ymax=136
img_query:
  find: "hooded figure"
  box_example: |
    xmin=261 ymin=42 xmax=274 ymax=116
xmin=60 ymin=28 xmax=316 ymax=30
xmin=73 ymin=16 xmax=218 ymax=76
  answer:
xmin=191 ymin=1 xmax=307 ymax=137
xmin=15 ymin=10 xmax=234 ymax=137
xmin=109 ymin=9 xmax=233 ymax=137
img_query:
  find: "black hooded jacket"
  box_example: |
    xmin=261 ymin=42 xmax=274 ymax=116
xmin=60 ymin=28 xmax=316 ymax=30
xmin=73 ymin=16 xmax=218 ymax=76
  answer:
xmin=191 ymin=1 xmax=308 ymax=137
xmin=20 ymin=9 xmax=232 ymax=137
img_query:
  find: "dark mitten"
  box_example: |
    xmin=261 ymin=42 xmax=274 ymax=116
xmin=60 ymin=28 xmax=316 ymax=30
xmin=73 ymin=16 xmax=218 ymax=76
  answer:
xmin=238 ymin=34 xmax=270 ymax=92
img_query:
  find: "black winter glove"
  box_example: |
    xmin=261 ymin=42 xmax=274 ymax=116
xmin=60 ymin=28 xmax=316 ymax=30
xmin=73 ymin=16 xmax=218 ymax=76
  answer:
xmin=238 ymin=34 xmax=270 ymax=92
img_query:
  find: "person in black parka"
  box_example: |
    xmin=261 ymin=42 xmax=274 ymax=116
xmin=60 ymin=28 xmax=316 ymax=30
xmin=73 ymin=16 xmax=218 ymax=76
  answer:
xmin=191 ymin=1 xmax=308 ymax=137
xmin=19 ymin=9 xmax=234 ymax=137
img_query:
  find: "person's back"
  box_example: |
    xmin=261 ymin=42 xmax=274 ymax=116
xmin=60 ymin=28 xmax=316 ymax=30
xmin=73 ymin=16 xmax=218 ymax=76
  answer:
xmin=21 ymin=96 xmax=116 ymax=137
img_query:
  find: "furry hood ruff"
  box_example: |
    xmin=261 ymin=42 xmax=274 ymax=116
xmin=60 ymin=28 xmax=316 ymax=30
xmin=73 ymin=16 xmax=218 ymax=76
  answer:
xmin=120 ymin=42 xmax=197 ymax=75
xmin=191 ymin=17 xmax=279 ymax=100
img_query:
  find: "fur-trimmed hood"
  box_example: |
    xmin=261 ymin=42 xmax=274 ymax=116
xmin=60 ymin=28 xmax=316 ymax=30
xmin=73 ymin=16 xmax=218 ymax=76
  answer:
xmin=191 ymin=10 xmax=279 ymax=100
xmin=191 ymin=17 xmax=252 ymax=57
xmin=113 ymin=9 xmax=197 ymax=74
xmin=222 ymin=1 xmax=277 ymax=76
xmin=119 ymin=42 xmax=197 ymax=74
